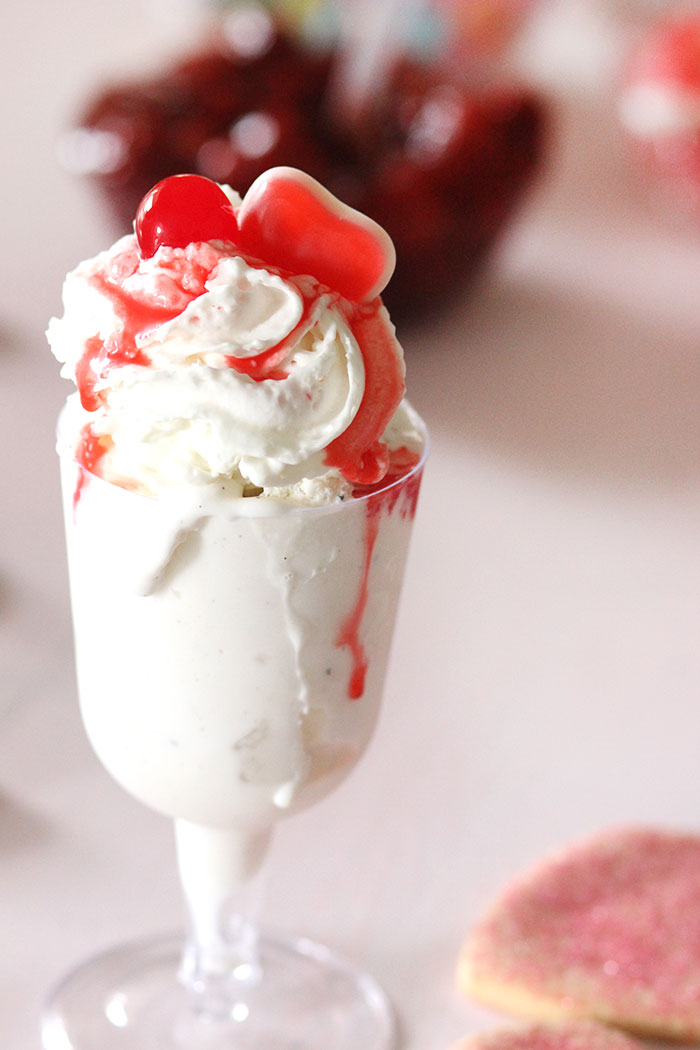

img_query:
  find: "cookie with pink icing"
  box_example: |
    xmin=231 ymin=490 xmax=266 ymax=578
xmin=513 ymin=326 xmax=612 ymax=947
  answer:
xmin=459 ymin=828 xmax=700 ymax=1041
xmin=449 ymin=1020 xmax=646 ymax=1050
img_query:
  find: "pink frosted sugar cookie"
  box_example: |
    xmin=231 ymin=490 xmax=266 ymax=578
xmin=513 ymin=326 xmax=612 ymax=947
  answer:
xmin=459 ymin=828 xmax=700 ymax=1041
xmin=449 ymin=1020 xmax=646 ymax=1050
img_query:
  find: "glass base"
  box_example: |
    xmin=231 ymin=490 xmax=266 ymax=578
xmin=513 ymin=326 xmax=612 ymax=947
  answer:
xmin=41 ymin=932 xmax=397 ymax=1050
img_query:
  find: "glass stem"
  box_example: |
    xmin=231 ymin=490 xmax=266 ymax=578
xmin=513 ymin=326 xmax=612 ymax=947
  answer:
xmin=174 ymin=818 xmax=272 ymax=1018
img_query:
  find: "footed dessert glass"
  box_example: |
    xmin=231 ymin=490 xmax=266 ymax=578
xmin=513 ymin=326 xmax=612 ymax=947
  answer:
xmin=42 ymin=438 xmax=426 ymax=1050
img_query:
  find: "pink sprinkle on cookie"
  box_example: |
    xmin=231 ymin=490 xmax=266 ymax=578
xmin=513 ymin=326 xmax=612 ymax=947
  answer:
xmin=449 ymin=1020 xmax=646 ymax=1050
xmin=459 ymin=828 xmax=700 ymax=1041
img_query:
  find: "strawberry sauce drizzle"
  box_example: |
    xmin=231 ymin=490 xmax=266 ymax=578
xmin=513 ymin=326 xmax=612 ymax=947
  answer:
xmin=78 ymin=239 xmax=402 ymax=485
xmin=73 ymin=424 xmax=110 ymax=512
xmin=336 ymin=447 xmax=423 ymax=700
xmin=324 ymin=302 xmax=405 ymax=486
xmin=71 ymin=243 xmax=215 ymax=506
xmin=335 ymin=503 xmax=381 ymax=700
xmin=223 ymin=272 xmax=324 ymax=381
xmin=77 ymin=266 xmax=186 ymax=412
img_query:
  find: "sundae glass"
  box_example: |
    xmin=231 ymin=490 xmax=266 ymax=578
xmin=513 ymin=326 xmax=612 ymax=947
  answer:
xmin=42 ymin=168 xmax=427 ymax=1050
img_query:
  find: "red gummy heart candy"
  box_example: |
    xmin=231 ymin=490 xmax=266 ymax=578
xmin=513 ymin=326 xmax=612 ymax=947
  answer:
xmin=135 ymin=173 xmax=239 ymax=257
xmin=237 ymin=167 xmax=395 ymax=302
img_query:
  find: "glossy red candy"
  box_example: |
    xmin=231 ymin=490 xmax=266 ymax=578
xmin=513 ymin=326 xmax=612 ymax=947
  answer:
xmin=237 ymin=168 xmax=395 ymax=301
xmin=135 ymin=174 xmax=239 ymax=257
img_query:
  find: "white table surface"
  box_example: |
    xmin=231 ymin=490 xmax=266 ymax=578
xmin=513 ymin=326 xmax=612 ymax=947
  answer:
xmin=3 ymin=2 xmax=700 ymax=1048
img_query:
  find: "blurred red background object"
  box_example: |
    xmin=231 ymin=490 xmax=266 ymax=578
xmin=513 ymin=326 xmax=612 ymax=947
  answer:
xmin=59 ymin=3 xmax=547 ymax=321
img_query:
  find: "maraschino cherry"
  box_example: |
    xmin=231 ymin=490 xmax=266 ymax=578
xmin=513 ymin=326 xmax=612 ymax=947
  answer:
xmin=135 ymin=173 xmax=239 ymax=257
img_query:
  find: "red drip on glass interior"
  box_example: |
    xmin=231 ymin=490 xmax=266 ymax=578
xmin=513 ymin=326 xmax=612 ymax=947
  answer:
xmin=336 ymin=447 xmax=423 ymax=700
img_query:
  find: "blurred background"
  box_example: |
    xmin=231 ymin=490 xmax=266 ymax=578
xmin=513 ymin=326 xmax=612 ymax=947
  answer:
xmin=3 ymin=1 xmax=700 ymax=1047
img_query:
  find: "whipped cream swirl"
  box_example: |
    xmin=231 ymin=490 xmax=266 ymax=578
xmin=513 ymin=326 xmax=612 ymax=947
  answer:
xmin=49 ymin=221 xmax=408 ymax=498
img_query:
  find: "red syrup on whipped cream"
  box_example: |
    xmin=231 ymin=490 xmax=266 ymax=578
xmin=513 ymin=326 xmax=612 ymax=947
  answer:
xmin=75 ymin=170 xmax=403 ymax=490
xmin=73 ymin=265 xmax=403 ymax=492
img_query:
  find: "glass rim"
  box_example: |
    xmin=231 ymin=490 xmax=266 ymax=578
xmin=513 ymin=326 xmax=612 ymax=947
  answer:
xmin=58 ymin=413 xmax=429 ymax=517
